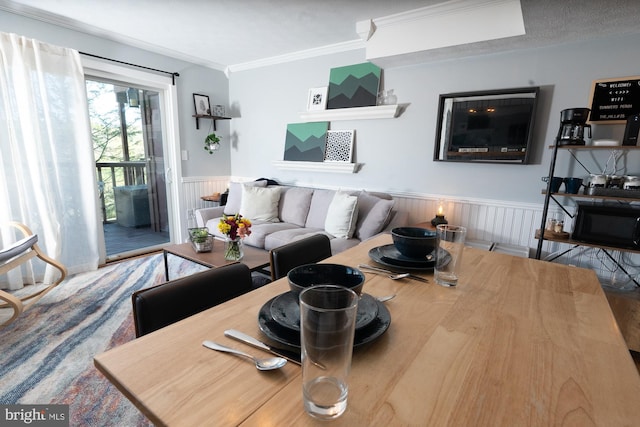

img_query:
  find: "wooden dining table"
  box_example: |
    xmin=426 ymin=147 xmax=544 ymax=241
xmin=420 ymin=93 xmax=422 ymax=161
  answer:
xmin=94 ymin=233 xmax=640 ymax=426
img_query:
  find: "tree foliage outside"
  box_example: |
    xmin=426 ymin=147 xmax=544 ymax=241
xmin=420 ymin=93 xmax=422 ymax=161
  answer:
xmin=86 ymin=80 xmax=145 ymax=221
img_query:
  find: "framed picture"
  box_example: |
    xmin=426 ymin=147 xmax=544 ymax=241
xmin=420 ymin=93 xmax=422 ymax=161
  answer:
xmin=307 ymin=87 xmax=328 ymax=111
xmin=283 ymin=122 xmax=329 ymax=162
xmin=327 ymin=62 xmax=381 ymax=109
xmin=325 ymin=130 xmax=354 ymax=162
xmin=212 ymin=105 xmax=225 ymax=117
xmin=193 ymin=93 xmax=211 ymax=115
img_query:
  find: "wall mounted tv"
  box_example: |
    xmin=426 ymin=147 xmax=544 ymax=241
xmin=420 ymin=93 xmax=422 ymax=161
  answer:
xmin=433 ymin=87 xmax=540 ymax=164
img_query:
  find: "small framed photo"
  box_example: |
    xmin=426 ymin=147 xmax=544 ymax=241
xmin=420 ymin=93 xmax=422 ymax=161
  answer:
xmin=325 ymin=130 xmax=355 ymax=162
xmin=212 ymin=105 xmax=225 ymax=117
xmin=193 ymin=93 xmax=211 ymax=115
xmin=307 ymin=87 xmax=328 ymax=111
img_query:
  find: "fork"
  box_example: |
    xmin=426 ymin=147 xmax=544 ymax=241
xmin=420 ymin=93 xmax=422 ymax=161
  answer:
xmin=357 ymin=264 xmax=429 ymax=283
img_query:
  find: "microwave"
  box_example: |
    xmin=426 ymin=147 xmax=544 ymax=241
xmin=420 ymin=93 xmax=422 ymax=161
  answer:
xmin=572 ymin=201 xmax=640 ymax=249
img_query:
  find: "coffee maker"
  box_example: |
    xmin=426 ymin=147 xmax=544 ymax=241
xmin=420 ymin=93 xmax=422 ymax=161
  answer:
xmin=556 ymin=108 xmax=591 ymax=145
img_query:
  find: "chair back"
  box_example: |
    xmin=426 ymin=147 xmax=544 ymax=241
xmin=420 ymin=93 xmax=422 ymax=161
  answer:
xmin=269 ymin=234 xmax=332 ymax=281
xmin=132 ymin=263 xmax=252 ymax=337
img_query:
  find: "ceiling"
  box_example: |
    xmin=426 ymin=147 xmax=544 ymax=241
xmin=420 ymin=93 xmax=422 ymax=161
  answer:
xmin=2 ymin=0 xmax=640 ymax=72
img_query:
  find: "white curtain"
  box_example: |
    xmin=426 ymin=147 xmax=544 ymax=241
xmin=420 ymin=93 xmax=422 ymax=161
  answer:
xmin=0 ymin=32 xmax=99 ymax=289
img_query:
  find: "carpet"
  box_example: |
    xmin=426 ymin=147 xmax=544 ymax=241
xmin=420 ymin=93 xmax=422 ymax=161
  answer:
xmin=0 ymin=253 xmax=207 ymax=426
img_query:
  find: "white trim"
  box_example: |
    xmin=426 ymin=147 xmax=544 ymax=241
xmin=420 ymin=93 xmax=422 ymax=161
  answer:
xmin=227 ymin=39 xmax=364 ymax=74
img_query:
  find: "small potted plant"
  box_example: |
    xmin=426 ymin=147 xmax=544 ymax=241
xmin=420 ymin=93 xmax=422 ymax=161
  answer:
xmin=204 ymin=133 xmax=221 ymax=154
xmin=189 ymin=227 xmax=213 ymax=252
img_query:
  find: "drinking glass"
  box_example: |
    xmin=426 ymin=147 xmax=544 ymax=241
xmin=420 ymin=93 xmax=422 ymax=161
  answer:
xmin=299 ymin=285 xmax=358 ymax=420
xmin=435 ymin=225 xmax=467 ymax=287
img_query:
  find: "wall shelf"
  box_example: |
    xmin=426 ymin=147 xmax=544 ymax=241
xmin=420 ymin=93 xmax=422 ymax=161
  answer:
xmin=192 ymin=114 xmax=231 ymax=130
xmin=298 ymin=104 xmax=400 ymax=122
xmin=272 ymin=160 xmax=360 ymax=174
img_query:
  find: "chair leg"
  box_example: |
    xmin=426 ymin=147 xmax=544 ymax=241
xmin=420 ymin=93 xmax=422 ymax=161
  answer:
xmin=0 ymin=222 xmax=68 ymax=326
xmin=19 ymin=243 xmax=67 ymax=310
xmin=0 ymin=290 xmax=23 ymax=327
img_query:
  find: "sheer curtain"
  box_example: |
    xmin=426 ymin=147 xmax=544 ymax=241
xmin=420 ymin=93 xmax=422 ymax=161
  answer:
xmin=0 ymin=32 xmax=99 ymax=289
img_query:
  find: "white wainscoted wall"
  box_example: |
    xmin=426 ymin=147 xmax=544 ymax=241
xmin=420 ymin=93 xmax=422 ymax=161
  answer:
xmin=181 ymin=176 xmax=640 ymax=288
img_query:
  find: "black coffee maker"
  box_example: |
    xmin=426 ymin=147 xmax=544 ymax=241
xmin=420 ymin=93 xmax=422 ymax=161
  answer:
xmin=556 ymin=108 xmax=591 ymax=145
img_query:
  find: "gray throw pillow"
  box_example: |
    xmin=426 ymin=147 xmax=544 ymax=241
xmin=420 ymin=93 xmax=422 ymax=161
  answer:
xmin=355 ymin=192 xmax=395 ymax=240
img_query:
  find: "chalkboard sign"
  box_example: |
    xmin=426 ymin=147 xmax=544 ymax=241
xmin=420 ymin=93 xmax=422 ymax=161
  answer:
xmin=588 ymin=76 xmax=640 ymax=124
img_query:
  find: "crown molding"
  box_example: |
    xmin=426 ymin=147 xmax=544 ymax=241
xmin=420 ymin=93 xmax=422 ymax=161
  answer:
xmin=227 ymin=39 xmax=364 ymax=74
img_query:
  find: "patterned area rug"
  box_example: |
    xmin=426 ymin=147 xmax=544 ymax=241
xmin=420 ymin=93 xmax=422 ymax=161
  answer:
xmin=0 ymin=253 xmax=206 ymax=426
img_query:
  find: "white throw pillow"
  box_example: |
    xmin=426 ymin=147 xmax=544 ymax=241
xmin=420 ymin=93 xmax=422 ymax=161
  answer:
xmin=224 ymin=180 xmax=267 ymax=215
xmin=324 ymin=191 xmax=359 ymax=239
xmin=240 ymin=185 xmax=281 ymax=222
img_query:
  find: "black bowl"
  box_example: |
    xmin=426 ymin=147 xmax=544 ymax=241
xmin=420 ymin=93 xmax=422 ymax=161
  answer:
xmin=391 ymin=227 xmax=437 ymax=259
xmin=287 ymin=264 xmax=365 ymax=297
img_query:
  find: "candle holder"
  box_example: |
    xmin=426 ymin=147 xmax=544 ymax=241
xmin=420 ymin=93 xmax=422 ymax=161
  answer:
xmin=431 ymin=214 xmax=448 ymax=227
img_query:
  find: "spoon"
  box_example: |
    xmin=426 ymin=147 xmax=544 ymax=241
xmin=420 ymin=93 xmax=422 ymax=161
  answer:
xmin=376 ymin=294 xmax=397 ymax=302
xmin=202 ymin=340 xmax=287 ymax=371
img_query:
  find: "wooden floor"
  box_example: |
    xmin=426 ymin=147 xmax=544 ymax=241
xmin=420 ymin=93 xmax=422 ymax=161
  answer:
xmin=104 ymin=222 xmax=169 ymax=257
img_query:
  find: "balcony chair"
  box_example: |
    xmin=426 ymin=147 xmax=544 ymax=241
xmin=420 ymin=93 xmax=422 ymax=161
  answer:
xmin=269 ymin=234 xmax=332 ymax=281
xmin=132 ymin=263 xmax=253 ymax=337
xmin=0 ymin=221 xmax=67 ymax=327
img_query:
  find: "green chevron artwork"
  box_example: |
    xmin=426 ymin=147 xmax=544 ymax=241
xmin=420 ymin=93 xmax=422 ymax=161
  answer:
xmin=283 ymin=121 xmax=329 ymax=162
xmin=327 ymin=62 xmax=381 ymax=109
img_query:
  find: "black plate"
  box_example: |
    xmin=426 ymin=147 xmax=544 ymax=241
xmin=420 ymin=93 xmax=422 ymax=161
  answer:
xmin=374 ymin=244 xmax=435 ymax=268
xmin=258 ymin=294 xmax=391 ymax=349
xmin=369 ymin=245 xmax=437 ymax=271
xmin=270 ymin=291 xmax=378 ymax=332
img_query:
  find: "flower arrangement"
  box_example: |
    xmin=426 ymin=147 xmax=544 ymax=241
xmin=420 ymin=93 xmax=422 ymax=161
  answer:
xmin=218 ymin=214 xmax=252 ymax=260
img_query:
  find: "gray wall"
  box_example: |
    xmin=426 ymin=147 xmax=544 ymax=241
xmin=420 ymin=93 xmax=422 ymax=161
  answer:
xmin=228 ymin=33 xmax=640 ymax=204
xmin=0 ymin=9 xmax=230 ymax=177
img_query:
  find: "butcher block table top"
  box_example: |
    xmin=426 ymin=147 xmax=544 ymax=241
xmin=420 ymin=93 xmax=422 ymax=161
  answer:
xmin=95 ymin=233 xmax=640 ymax=426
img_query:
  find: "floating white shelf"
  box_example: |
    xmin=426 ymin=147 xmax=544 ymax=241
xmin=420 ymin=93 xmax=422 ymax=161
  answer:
xmin=272 ymin=160 xmax=360 ymax=174
xmin=298 ymin=104 xmax=400 ymax=122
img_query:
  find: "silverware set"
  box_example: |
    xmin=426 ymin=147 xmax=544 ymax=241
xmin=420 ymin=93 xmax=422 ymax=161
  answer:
xmin=357 ymin=264 xmax=429 ymax=283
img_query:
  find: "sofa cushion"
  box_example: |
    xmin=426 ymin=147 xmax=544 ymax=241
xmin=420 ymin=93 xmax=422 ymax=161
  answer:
xmin=242 ymin=221 xmax=300 ymax=248
xmin=240 ymin=185 xmax=281 ymax=222
xmin=305 ymin=189 xmax=339 ymax=229
xmin=264 ymin=228 xmax=329 ymax=251
xmin=278 ymin=187 xmax=313 ymax=227
xmin=355 ymin=191 xmax=395 ymax=240
xmin=324 ymin=191 xmax=359 ymax=239
xmin=224 ymin=180 xmax=267 ymax=215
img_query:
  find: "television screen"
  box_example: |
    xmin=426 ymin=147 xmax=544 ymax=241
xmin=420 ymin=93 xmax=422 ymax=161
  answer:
xmin=434 ymin=87 xmax=539 ymax=163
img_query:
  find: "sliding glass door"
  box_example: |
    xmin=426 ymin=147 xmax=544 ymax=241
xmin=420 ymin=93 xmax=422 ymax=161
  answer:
xmin=82 ymin=59 xmax=181 ymax=263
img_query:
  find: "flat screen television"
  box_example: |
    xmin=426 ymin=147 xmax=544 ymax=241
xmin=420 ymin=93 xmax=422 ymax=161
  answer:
xmin=433 ymin=87 xmax=540 ymax=164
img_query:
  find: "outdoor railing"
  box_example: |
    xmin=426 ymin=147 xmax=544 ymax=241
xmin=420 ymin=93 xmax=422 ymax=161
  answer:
xmin=96 ymin=161 xmax=147 ymax=223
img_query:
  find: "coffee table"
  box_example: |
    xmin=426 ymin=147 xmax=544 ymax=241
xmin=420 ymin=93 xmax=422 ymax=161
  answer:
xmin=163 ymin=240 xmax=270 ymax=281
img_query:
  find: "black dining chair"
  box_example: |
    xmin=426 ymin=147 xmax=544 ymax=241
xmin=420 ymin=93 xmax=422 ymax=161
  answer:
xmin=269 ymin=234 xmax=332 ymax=281
xmin=132 ymin=263 xmax=253 ymax=337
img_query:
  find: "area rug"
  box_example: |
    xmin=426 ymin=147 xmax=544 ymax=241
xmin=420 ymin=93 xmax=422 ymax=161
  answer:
xmin=0 ymin=253 xmax=207 ymax=426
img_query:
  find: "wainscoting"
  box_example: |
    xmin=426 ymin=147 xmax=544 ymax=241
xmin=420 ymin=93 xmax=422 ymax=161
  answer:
xmin=181 ymin=176 xmax=639 ymax=288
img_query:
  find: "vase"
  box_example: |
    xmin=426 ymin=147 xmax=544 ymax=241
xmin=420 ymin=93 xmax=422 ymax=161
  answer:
xmin=224 ymin=237 xmax=244 ymax=261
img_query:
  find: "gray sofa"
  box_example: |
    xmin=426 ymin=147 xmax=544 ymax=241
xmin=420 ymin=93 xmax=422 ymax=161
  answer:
xmin=195 ymin=182 xmax=408 ymax=255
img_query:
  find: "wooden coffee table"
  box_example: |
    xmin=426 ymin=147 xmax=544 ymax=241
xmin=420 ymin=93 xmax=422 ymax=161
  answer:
xmin=163 ymin=240 xmax=270 ymax=280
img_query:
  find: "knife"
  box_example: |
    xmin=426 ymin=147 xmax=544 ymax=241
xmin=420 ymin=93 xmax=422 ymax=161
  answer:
xmin=224 ymin=329 xmax=301 ymax=365
xmin=357 ymin=264 xmax=429 ymax=283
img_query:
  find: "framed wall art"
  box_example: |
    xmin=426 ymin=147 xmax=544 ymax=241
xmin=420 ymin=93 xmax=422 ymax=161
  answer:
xmin=325 ymin=130 xmax=354 ymax=162
xmin=307 ymin=87 xmax=328 ymax=111
xmin=327 ymin=62 xmax=381 ymax=109
xmin=193 ymin=93 xmax=210 ymax=115
xmin=283 ymin=122 xmax=329 ymax=162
